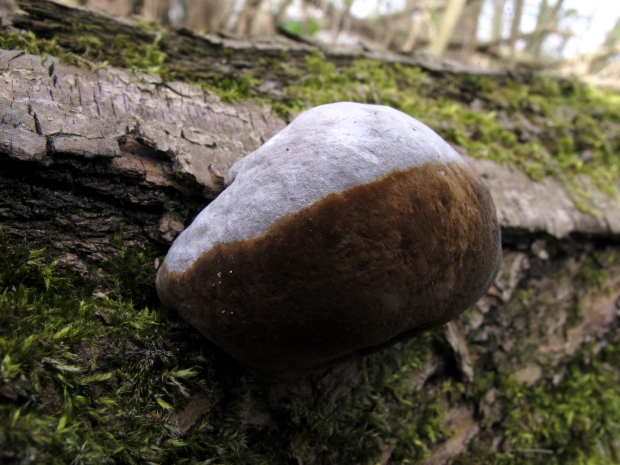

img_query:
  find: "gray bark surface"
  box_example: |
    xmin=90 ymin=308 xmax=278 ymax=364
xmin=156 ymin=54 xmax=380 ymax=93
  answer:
xmin=0 ymin=48 xmax=284 ymax=264
xmin=465 ymin=155 xmax=620 ymax=241
xmin=3 ymin=47 xmax=618 ymax=265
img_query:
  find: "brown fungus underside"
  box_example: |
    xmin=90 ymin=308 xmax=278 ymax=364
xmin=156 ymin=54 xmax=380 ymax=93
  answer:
xmin=157 ymin=161 xmax=502 ymax=374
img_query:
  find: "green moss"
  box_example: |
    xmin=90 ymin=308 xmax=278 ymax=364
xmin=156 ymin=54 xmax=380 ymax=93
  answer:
xmin=493 ymin=346 xmax=620 ymax=464
xmin=0 ymin=27 xmax=168 ymax=76
xmin=575 ymin=250 xmax=618 ymax=294
xmin=111 ymin=33 xmax=168 ymax=75
xmin=251 ymin=334 xmax=451 ymax=464
xmin=0 ymin=230 xmax=224 ymax=464
xmin=0 ymin=229 xmax=449 ymax=464
xmin=3 ymin=14 xmax=620 ymax=464
xmin=281 ymin=18 xmax=320 ymax=39
xmin=0 ymin=31 xmax=88 ymax=68
xmin=566 ymin=300 xmax=585 ymax=329
xmin=202 ymin=72 xmax=260 ymax=103
xmin=100 ymin=231 xmax=159 ymax=307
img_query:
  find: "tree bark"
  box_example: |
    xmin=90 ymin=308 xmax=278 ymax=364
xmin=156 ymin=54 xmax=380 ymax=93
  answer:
xmin=0 ymin=48 xmax=286 ymax=263
xmin=330 ymin=0 xmax=355 ymax=43
xmin=10 ymin=0 xmax=509 ymax=95
xmin=491 ymin=0 xmax=507 ymax=42
xmin=2 ymin=2 xmax=620 ymax=464
xmin=507 ymin=0 xmax=524 ymax=65
xmin=453 ymin=0 xmax=484 ymax=60
xmin=428 ymin=0 xmax=467 ymax=57
xmin=380 ymin=0 xmax=415 ymax=50
xmin=3 ymin=46 xmax=620 ymax=459
xmin=526 ymin=0 xmax=563 ymax=59
xmin=185 ymin=0 xmax=225 ymax=33
xmin=588 ymin=16 xmax=620 ymax=74
xmin=234 ymin=0 xmax=262 ymax=36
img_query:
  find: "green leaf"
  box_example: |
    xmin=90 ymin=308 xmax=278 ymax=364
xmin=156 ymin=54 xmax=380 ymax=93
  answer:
xmin=80 ymin=372 xmax=114 ymax=384
xmin=169 ymin=368 xmax=197 ymax=379
xmin=156 ymin=397 xmax=174 ymax=411
xmin=42 ymin=358 xmax=82 ymax=372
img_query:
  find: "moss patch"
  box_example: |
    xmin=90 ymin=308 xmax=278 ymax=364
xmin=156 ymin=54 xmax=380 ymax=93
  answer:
xmin=0 ymin=27 xmax=168 ymax=75
xmin=577 ymin=251 xmax=618 ymax=294
xmin=2 ymin=25 xmax=619 ymax=210
xmin=0 ymin=31 xmax=89 ymax=68
xmin=0 ymin=229 xmax=451 ymax=464
xmin=200 ymin=72 xmax=260 ymax=103
xmin=460 ymin=342 xmax=620 ymax=465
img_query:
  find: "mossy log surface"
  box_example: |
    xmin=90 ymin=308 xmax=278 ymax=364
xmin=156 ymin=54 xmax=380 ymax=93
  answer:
xmin=10 ymin=0 xmax=503 ymax=90
xmin=1 ymin=47 xmax=619 ymax=257
xmin=1 ymin=2 xmax=620 ymax=465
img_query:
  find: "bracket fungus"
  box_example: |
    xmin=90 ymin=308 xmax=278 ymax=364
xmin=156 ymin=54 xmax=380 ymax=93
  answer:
xmin=156 ymin=102 xmax=502 ymax=375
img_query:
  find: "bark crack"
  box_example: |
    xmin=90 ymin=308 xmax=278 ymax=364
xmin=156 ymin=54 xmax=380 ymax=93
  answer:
xmin=163 ymin=83 xmax=194 ymax=98
xmin=27 ymin=104 xmax=43 ymax=135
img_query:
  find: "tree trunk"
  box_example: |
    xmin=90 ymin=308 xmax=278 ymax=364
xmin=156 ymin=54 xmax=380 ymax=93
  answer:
xmin=452 ymin=0 xmax=484 ymax=60
xmin=524 ymin=0 xmax=548 ymax=56
xmin=185 ymin=0 xmax=224 ymax=33
xmin=147 ymin=0 xmax=172 ymax=25
xmin=491 ymin=0 xmax=507 ymax=42
xmin=274 ymin=0 xmax=293 ymax=25
xmin=401 ymin=0 xmax=432 ymax=53
xmin=428 ymin=0 xmax=467 ymax=57
xmin=85 ymin=0 xmax=137 ymax=16
xmin=234 ymin=0 xmax=262 ymax=36
xmin=250 ymin=0 xmax=275 ymax=36
xmin=524 ymin=0 xmax=565 ymax=59
xmin=330 ymin=0 xmax=355 ymax=43
xmin=2 ymin=2 xmax=620 ymax=464
xmin=507 ymin=0 xmax=524 ymax=65
xmin=588 ymin=16 xmax=620 ymax=74
xmin=380 ymin=0 xmax=415 ymax=50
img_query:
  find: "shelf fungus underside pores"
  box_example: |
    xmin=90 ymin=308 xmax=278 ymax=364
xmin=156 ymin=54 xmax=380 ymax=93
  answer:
xmin=156 ymin=102 xmax=502 ymax=375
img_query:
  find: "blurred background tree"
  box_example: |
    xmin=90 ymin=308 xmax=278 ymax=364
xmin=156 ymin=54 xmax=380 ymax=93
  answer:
xmin=58 ymin=0 xmax=620 ymax=82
